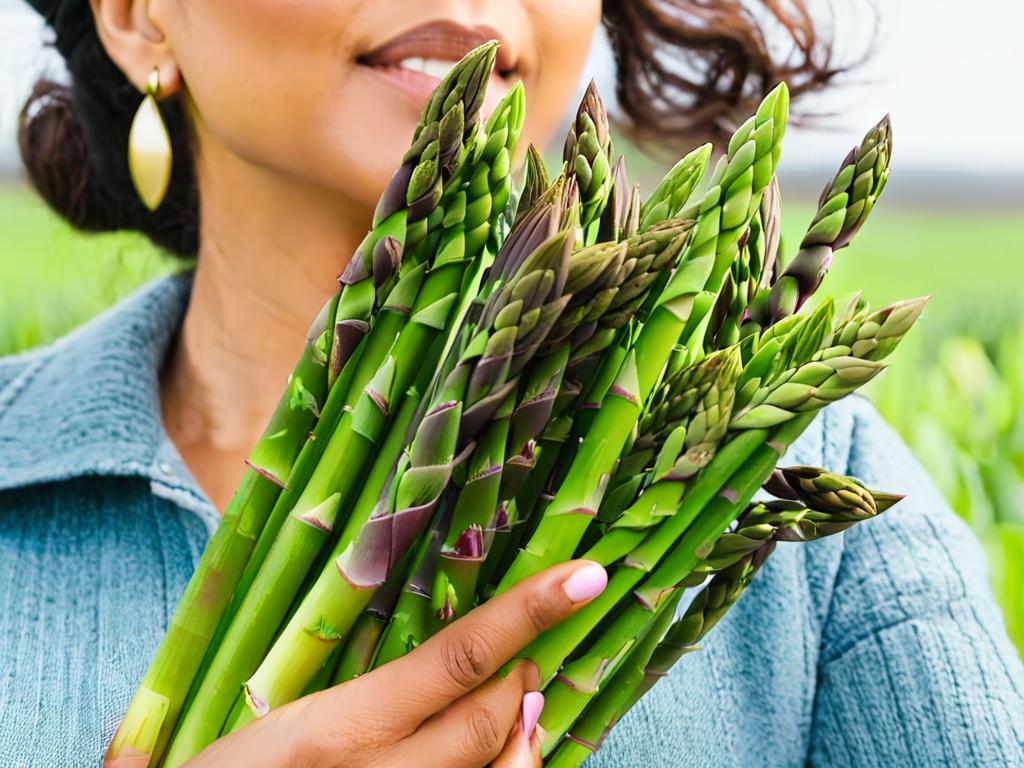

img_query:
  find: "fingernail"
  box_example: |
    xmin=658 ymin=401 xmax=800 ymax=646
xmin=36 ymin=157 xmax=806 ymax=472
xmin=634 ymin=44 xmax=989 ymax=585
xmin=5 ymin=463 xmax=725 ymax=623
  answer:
xmin=521 ymin=691 xmax=544 ymax=738
xmin=562 ymin=562 xmax=607 ymax=603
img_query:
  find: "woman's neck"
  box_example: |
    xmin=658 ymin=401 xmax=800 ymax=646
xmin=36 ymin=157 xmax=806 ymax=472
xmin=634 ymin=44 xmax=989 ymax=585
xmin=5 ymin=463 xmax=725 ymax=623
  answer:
xmin=160 ymin=143 xmax=371 ymax=511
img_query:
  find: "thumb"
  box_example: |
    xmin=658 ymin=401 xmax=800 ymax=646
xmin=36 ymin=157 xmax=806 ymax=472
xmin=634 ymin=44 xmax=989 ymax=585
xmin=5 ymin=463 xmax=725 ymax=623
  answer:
xmin=492 ymin=692 xmax=543 ymax=768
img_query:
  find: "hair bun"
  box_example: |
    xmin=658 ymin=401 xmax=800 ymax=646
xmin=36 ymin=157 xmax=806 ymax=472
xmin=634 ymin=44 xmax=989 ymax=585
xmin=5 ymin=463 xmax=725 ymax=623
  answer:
xmin=18 ymin=78 xmax=123 ymax=233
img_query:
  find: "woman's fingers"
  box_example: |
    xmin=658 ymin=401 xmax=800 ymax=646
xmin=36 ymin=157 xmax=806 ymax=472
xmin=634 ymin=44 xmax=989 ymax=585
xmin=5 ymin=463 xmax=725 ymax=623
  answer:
xmin=363 ymin=560 xmax=607 ymax=726
xmin=491 ymin=692 xmax=544 ymax=768
xmin=102 ymin=747 xmax=152 ymax=768
xmin=386 ymin=664 xmax=538 ymax=768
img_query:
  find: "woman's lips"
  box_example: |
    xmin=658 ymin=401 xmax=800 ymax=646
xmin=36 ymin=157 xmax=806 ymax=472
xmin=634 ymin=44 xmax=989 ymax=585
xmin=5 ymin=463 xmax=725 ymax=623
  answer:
xmin=363 ymin=63 xmax=513 ymax=115
xmin=358 ymin=19 xmax=518 ymax=114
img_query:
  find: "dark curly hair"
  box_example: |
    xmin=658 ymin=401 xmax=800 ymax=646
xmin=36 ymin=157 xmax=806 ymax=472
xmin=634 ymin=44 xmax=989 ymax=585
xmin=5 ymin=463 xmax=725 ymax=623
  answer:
xmin=19 ymin=0 xmax=856 ymax=259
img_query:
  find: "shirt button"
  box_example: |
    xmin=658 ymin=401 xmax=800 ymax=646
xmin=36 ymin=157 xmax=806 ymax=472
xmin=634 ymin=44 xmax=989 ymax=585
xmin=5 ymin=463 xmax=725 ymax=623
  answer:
xmin=158 ymin=461 xmax=175 ymax=476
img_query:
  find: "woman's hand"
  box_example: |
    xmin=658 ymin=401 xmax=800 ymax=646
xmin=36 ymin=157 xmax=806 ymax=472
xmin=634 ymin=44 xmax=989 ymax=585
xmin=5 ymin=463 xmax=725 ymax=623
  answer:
xmin=183 ymin=560 xmax=608 ymax=768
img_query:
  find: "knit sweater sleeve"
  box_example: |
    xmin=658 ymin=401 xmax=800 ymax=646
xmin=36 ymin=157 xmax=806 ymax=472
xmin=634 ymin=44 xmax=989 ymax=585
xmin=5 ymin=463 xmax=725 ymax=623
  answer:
xmin=808 ymin=398 xmax=1024 ymax=766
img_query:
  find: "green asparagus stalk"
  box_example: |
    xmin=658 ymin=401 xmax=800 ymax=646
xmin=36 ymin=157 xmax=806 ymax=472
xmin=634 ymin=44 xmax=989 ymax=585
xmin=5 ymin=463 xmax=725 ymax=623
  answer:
xmin=550 ymin=501 xmax=801 ymax=767
xmin=750 ymin=175 xmax=783 ymax=298
xmin=280 ymin=77 xmax=522 ymax=529
xmin=104 ymin=47 xmax=501 ymax=768
xmin=479 ymin=218 xmax=693 ymax=589
xmin=544 ymin=541 xmax=774 ymax=767
xmin=544 ymin=591 xmax=683 ymax=768
xmin=535 ymin=403 xmax=908 ymax=753
xmin=329 ymin=184 xmax=589 ymax=668
xmin=763 ymin=466 xmax=905 ymax=539
xmin=520 ymin=143 xmax=550 ymax=214
xmin=523 ymin=297 xmax=924 ymax=748
xmin=482 ymin=220 xmax=698 ymax=588
xmin=750 ymin=115 xmax=893 ymax=326
xmin=637 ymin=143 xmax=713 ymax=233
xmin=155 ymin=77 xmax=524 ymax=766
xmin=706 ymin=175 xmax=781 ymax=348
xmin=533 ymin=415 xmax=813 ymax=755
xmin=586 ymin=347 xmax=743 ymax=565
xmin=218 ymin=78 xmax=523 ymax=643
xmin=227 ymin=224 xmax=580 ymax=727
xmin=584 ymin=142 xmax=708 ymax=402
xmin=374 ymin=234 xmax=632 ymax=661
xmin=497 ymin=84 xmax=791 ymax=593
xmin=331 ymin=557 xmax=410 ymax=683
xmin=372 ymin=394 xmax=516 ymax=664
xmin=731 ymin=300 xmax=928 ymax=430
xmin=553 ymin=478 xmax=904 ymax=764
xmin=564 ymin=81 xmax=613 ymax=239
xmin=425 ymin=228 xmax=689 ymax=631
xmin=370 ymin=182 xmax=577 ymax=618
xmin=596 ymin=155 xmax=630 ymax=243
xmin=161 ymin=494 xmax=344 ymax=765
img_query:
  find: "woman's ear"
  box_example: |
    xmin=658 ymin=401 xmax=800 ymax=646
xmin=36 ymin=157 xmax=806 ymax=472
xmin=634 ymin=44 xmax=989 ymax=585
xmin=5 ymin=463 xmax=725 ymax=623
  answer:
xmin=88 ymin=0 xmax=182 ymax=94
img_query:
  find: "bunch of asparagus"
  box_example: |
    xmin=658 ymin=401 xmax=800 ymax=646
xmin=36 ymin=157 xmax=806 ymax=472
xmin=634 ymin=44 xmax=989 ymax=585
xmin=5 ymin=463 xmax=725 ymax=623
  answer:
xmin=107 ymin=43 xmax=922 ymax=767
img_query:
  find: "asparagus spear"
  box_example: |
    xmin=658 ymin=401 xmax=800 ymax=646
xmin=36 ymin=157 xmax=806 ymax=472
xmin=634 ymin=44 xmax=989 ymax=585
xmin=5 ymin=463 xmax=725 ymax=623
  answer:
xmin=529 ymin=300 xmax=923 ymax=750
xmin=154 ymin=78 xmax=525 ymax=767
xmin=544 ymin=591 xmax=683 ymax=768
xmin=321 ymin=181 xmax=589 ymax=671
xmin=104 ymin=46 xmax=500 ymax=768
xmin=764 ymin=465 xmax=905 ymax=539
xmin=373 ymin=234 xmax=632 ymax=663
xmin=424 ymin=229 xmax=692 ymax=631
xmin=227 ymin=221 xmax=584 ymax=727
xmin=512 ymin=295 xmax=921 ymax=745
xmin=706 ymin=175 xmax=781 ymax=348
xmin=570 ymin=142 xmax=709 ymax=429
xmin=520 ymin=144 xmax=551 ymax=214
xmin=497 ymin=84 xmax=791 ymax=593
xmin=749 ymin=115 xmax=893 ymax=327
xmin=481 ymin=221 xmax=698 ymax=589
xmin=552 ymin=479 xmax=904 ymax=765
xmin=637 ymin=143 xmax=714 ymax=233
xmin=564 ymin=81 xmax=613 ymax=239
xmin=281 ymin=77 xmax=523 ymax=530
xmin=214 ymin=79 xmax=525 ymax=664
xmin=544 ymin=540 xmax=771 ymax=767
xmin=596 ymin=155 xmax=631 ymax=243
xmin=586 ymin=347 xmax=743 ymax=563
xmin=330 ymin=558 xmax=410 ymax=683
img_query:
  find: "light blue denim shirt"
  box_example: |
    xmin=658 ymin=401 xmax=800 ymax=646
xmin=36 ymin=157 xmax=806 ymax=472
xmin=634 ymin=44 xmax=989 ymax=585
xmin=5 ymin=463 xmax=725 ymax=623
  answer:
xmin=1 ymin=274 xmax=1022 ymax=767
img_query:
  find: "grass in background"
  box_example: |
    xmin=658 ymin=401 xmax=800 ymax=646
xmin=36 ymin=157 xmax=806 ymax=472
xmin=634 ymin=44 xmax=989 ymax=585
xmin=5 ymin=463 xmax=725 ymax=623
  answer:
xmin=872 ymin=331 xmax=1024 ymax=648
xmin=0 ymin=184 xmax=182 ymax=355
xmin=1 ymin=181 xmax=1022 ymax=651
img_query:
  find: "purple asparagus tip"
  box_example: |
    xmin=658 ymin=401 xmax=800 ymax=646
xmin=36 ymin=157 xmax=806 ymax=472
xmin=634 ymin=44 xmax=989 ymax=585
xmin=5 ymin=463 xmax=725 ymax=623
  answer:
xmin=244 ymin=460 xmax=290 ymax=490
xmin=437 ymin=595 xmax=455 ymax=623
xmin=490 ymin=503 xmax=510 ymax=533
xmin=243 ymin=683 xmax=270 ymax=719
xmin=566 ymin=733 xmax=601 ymax=752
xmin=445 ymin=525 xmax=485 ymax=561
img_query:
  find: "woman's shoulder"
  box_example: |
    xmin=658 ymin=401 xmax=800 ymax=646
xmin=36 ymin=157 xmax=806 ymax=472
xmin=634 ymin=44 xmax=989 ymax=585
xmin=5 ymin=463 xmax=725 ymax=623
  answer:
xmin=0 ymin=345 xmax=40 ymax=396
xmin=0 ymin=272 xmax=192 ymax=492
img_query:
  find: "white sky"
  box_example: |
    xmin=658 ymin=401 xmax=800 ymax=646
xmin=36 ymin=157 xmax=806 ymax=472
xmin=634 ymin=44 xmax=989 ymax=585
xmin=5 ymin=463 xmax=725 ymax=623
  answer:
xmin=1 ymin=0 xmax=1022 ymax=175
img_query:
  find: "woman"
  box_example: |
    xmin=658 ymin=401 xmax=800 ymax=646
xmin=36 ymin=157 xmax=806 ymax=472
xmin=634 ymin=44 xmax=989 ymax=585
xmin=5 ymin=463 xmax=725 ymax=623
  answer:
xmin=3 ymin=1 xmax=1023 ymax=766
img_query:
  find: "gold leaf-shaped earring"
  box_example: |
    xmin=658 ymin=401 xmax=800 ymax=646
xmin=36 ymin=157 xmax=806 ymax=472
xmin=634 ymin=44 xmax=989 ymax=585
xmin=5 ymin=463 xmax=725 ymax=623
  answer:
xmin=128 ymin=67 xmax=173 ymax=211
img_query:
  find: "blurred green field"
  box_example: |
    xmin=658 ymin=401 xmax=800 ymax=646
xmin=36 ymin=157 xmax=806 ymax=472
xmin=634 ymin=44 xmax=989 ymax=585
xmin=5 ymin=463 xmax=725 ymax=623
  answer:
xmin=1 ymin=181 xmax=1022 ymax=650
xmin=3 ymin=182 xmax=1019 ymax=355
xmin=0 ymin=185 xmax=183 ymax=353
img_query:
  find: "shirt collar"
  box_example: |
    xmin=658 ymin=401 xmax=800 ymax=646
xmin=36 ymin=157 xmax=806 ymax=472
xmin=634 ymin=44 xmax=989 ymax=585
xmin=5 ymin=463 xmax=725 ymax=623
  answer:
xmin=0 ymin=271 xmax=216 ymax=526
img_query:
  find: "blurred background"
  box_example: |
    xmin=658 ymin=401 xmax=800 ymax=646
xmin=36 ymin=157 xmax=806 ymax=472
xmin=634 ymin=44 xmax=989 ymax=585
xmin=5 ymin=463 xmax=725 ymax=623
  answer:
xmin=1 ymin=0 xmax=1022 ymax=651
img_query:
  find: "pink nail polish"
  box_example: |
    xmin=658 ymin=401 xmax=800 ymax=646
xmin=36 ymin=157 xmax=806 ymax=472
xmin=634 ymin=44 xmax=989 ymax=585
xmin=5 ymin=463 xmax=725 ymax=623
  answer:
xmin=522 ymin=691 xmax=544 ymax=738
xmin=562 ymin=563 xmax=608 ymax=603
